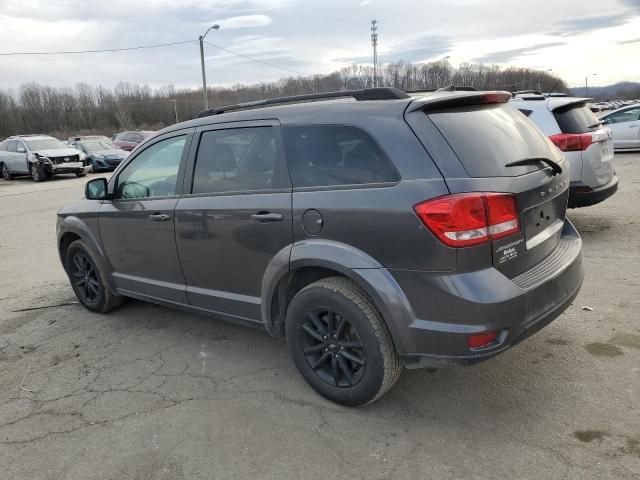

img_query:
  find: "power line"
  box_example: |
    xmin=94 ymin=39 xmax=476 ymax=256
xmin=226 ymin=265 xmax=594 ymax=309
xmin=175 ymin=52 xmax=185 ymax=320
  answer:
xmin=0 ymin=40 xmax=196 ymax=56
xmin=203 ymin=40 xmax=309 ymax=77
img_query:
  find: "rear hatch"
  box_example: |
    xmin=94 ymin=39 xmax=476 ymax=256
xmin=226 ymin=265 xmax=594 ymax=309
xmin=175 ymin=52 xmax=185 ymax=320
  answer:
xmin=549 ymin=99 xmax=614 ymax=187
xmin=405 ymin=92 xmax=570 ymax=278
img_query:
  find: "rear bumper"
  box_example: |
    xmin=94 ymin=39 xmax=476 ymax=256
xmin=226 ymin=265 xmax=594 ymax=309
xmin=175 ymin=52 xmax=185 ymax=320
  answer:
xmin=568 ymin=175 xmax=618 ymax=208
xmin=384 ymin=221 xmax=584 ymax=368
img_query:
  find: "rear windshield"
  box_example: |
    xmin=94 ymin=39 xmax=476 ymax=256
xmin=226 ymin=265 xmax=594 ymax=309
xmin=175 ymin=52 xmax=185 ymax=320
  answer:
xmin=553 ymin=103 xmax=600 ymax=133
xmin=428 ymin=104 xmax=555 ymax=178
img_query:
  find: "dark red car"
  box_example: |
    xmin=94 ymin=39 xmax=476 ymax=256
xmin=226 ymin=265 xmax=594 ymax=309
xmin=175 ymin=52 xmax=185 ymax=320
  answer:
xmin=112 ymin=131 xmax=154 ymax=151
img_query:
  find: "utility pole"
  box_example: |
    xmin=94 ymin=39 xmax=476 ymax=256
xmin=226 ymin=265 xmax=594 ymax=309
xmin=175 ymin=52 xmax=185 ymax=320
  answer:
xmin=371 ymin=19 xmax=378 ymax=88
xmin=199 ymin=36 xmax=208 ymax=110
xmin=199 ymin=24 xmax=220 ymax=111
xmin=585 ymin=73 xmax=596 ymax=97
xmin=172 ymin=99 xmax=178 ymax=124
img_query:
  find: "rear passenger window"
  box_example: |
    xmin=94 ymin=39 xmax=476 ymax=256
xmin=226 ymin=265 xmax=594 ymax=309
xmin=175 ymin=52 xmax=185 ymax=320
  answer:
xmin=282 ymin=125 xmax=399 ymax=188
xmin=192 ymin=127 xmax=285 ymax=194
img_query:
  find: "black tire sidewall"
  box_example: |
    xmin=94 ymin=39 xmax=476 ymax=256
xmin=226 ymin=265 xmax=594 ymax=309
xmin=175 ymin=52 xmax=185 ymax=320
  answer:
xmin=285 ymin=283 xmax=387 ymax=406
xmin=2 ymin=164 xmax=11 ymax=180
xmin=65 ymin=241 xmax=108 ymax=313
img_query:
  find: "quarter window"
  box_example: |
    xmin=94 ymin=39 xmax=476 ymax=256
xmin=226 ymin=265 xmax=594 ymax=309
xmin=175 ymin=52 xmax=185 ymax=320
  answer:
xmin=192 ymin=127 xmax=283 ymax=194
xmin=282 ymin=125 xmax=399 ymax=188
xmin=116 ymin=135 xmax=186 ymax=199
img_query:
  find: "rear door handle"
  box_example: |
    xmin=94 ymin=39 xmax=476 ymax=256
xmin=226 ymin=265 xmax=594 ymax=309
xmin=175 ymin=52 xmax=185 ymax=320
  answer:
xmin=149 ymin=213 xmax=171 ymax=222
xmin=250 ymin=212 xmax=283 ymax=222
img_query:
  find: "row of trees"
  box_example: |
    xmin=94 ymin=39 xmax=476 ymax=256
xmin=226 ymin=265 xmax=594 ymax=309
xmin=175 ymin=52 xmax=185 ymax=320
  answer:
xmin=0 ymin=61 xmax=567 ymax=139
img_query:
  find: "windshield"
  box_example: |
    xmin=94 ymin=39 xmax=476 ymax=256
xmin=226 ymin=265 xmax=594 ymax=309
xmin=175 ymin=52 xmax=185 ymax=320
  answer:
xmin=25 ymin=138 xmax=68 ymax=150
xmin=82 ymin=141 xmax=116 ymax=152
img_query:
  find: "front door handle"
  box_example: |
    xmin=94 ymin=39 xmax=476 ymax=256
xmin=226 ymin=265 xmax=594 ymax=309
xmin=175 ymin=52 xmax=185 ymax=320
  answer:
xmin=149 ymin=213 xmax=171 ymax=222
xmin=250 ymin=212 xmax=283 ymax=222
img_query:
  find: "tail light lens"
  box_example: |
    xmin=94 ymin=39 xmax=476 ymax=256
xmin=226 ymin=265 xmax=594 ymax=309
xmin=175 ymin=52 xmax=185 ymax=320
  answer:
xmin=549 ymin=133 xmax=594 ymax=152
xmin=414 ymin=193 xmax=519 ymax=248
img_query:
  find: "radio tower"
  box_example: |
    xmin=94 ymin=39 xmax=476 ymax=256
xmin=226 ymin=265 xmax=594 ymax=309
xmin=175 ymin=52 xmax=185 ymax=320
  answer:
xmin=371 ymin=19 xmax=378 ymax=87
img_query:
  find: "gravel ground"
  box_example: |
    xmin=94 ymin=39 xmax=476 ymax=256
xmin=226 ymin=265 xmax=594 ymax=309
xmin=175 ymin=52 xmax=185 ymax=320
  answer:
xmin=0 ymin=155 xmax=638 ymax=480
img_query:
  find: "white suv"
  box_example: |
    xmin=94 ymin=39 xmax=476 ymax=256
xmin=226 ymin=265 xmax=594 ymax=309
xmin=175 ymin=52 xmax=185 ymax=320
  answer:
xmin=511 ymin=92 xmax=617 ymax=208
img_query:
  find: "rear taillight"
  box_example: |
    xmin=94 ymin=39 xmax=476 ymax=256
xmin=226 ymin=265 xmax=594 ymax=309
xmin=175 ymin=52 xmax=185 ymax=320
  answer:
xmin=414 ymin=193 xmax=519 ymax=248
xmin=549 ymin=133 xmax=594 ymax=152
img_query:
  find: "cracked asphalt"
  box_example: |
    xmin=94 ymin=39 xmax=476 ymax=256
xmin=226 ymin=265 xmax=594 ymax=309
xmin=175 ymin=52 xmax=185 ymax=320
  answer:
xmin=0 ymin=155 xmax=639 ymax=480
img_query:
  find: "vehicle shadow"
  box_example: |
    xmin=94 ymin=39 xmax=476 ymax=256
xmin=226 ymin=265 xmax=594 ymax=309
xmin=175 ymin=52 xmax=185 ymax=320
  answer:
xmin=77 ymin=297 xmax=566 ymax=429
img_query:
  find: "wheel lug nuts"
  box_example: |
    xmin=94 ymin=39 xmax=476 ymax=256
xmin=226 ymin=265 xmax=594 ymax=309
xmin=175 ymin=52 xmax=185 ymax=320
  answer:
xmin=323 ymin=336 xmax=327 ymax=340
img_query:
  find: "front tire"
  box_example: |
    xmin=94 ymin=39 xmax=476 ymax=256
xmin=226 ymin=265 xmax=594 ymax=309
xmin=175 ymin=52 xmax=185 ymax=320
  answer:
xmin=76 ymin=170 xmax=87 ymax=177
xmin=1 ymin=163 xmax=12 ymax=180
xmin=30 ymin=163 xmax=46 ymax=182
xmin=65 ymin=239 xmax=123 ymax=313
xmin=285 ymin=277 xmax=402 ymax=406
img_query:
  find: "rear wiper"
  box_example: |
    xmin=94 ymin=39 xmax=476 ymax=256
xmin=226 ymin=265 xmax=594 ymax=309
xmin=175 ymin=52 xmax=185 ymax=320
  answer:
xmin=505 ymin=158 xmax=562 ymax=175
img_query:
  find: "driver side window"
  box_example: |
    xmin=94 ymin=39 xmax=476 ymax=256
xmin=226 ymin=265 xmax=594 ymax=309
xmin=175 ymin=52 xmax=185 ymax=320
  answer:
xmin=116 ymin=135 xmax=186 ymax=200
xmin=604 ymin=109 xmax=640 ymax=125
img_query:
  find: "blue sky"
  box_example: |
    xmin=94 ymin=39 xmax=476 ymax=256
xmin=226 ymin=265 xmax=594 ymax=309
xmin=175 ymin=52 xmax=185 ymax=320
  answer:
xmin=0 ymin=0 xmax=638 ymax=90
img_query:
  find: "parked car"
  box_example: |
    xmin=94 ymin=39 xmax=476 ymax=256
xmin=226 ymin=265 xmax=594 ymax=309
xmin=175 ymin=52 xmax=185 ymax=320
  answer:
xmin=600 ymin=104 xmax=640 ymax=151
xmin=73 ymin=139 xmax=129 ymax=172
xmin=112 ymin=131 xmax=154 ymax=151
xmin=58 ymin=87 xmax=584 ymax=405
xmin=68 ymin=135 xmax=112 ymax=146
xmin=0 ymin=135 xmax=90 ymax=182
xmin=511 ymin=93 xmax=617 ymax=208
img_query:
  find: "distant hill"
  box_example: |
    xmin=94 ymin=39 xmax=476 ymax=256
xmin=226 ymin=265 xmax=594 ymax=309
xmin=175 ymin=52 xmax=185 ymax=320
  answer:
xmin=571 ymin=81 xmax=640 ymax=101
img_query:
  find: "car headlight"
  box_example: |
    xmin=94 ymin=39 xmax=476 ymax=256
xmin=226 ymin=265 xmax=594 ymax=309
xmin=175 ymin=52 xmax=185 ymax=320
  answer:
xmin=79 ymin=152 xmax=87 ymax=161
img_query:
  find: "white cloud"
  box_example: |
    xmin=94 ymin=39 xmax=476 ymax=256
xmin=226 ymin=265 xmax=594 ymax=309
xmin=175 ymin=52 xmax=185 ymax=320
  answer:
xmin=213 ymin=14 xmax=273 ymax=29
xmin=359 ymin=0 xmax=372 ymax=6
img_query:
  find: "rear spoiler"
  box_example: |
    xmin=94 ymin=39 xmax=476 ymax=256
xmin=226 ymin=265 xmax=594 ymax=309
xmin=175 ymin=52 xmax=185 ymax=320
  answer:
xmin=407 ymin=91 xmax=511 ymax=113
xmin=547 ymin=97 xmax=592 ymax=112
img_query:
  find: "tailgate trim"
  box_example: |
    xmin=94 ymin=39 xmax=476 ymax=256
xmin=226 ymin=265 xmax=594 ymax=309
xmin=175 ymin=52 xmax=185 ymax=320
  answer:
xmin=526 ymin=219 xmax=564 ymax=250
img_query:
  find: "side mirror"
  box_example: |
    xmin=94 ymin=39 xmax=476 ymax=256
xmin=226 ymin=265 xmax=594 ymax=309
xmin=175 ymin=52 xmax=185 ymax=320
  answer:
xmin=16 ymin=146 xmax=26 ymax=153
xmin=85 ymin=178 xmax=108 ymax=200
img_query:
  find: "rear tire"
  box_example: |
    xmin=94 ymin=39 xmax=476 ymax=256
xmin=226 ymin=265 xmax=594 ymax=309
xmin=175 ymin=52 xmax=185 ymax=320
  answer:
xmin=285 ymin=276 xmax=402 ymax=406
xmin=65 ymin=239 xmax=123 ymax=313
xmin=30 ymin=163 xmax=46 ymax=182
xmin=1 ymin=163 xmax=12 ymax=180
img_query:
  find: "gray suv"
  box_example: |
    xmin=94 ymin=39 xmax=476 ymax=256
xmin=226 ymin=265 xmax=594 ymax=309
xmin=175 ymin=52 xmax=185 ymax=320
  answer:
xmin=57 ymin=88 xmax=584 ymax=406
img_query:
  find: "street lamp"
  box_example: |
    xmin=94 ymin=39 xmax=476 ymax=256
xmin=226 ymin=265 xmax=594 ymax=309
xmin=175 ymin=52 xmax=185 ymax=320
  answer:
xmin=199 ymin=24 xmax=220 ymax=110
xmin=585 ymin=73 xmax=596 ymax=97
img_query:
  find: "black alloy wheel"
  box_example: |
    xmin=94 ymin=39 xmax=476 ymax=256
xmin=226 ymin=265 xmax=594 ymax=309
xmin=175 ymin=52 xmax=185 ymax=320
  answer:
xmin=300 ymin=307 xmax=366 ymax=387
xmin=69 ymin=252 xmax=101 ymax=305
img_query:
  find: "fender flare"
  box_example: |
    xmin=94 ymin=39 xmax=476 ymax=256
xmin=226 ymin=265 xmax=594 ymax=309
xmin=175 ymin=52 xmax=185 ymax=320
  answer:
xmin=260 ymin=240 xmax=416 ymax=351
xmin=57 ymin=216 xmax=117 ymax=293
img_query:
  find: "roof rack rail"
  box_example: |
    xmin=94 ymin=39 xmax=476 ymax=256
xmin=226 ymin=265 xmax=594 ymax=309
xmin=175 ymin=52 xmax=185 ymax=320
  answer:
xmin=195 ymin=87 xmax=410 ymax=118
xmin=436 ymin=85 xmax=479 ymax=92
xmin=512 ymin=90 xmax=544 ymax=97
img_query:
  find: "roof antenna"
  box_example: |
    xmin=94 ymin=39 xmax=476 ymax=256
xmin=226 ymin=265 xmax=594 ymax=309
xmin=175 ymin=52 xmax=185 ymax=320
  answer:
xmin=546 ymin=78 xmax=561 ymax=97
